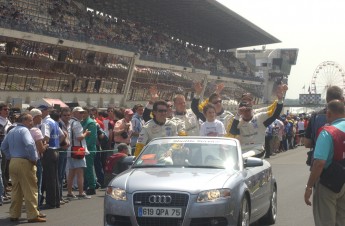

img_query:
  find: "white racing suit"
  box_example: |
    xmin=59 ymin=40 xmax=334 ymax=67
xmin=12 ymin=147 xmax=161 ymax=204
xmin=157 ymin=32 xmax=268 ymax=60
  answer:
xmin=134 ymin=118 xmax=185 ymax=156
xmin=172 ymin=109 xmax=200 ymax=136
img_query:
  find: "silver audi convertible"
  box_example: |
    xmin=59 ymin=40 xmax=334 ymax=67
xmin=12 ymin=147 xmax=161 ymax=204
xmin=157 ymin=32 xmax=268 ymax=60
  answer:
xmin=104 ymin=137 xmax=277 ymax=226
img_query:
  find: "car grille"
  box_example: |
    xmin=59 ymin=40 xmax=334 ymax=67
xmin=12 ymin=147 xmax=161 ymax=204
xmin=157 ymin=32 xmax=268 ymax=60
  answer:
xmin=133 ymin=192 xmax=189 ymax=207
xmin=133 ymin=192 xmax=189 ymax=226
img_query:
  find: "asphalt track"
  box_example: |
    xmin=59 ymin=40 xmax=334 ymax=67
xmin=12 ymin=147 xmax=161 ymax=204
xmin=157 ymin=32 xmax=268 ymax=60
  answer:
xmin=0 ymin=146 xmax=314 ymax=226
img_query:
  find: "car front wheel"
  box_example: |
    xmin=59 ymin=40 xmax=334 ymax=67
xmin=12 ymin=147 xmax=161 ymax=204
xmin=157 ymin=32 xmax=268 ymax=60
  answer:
xmin=238 ymin=196 xmax=250 ymax=226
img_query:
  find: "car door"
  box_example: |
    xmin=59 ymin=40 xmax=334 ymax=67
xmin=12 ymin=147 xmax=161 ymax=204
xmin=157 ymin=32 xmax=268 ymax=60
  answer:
xmin=254 ymin=163 xmax=271 ymax=218
xmin=244 ymin=161 xmax=263 ymax=217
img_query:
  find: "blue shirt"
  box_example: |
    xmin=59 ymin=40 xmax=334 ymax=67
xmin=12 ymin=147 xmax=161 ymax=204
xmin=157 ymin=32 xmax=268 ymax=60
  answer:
xmin=131 ymin=113 xmax=145 ymax=146
xmin=314 ymin=118 xmax=345 ymax=168
xmin=1 ymin=123 xmax=38 ymax=162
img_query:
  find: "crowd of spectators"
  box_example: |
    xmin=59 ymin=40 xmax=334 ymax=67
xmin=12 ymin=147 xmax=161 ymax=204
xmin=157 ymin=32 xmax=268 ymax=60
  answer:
xmin=0 ymin=0 xmax=258 ymax=81
xmin=265 ymin=114 xmax=309 ymax=157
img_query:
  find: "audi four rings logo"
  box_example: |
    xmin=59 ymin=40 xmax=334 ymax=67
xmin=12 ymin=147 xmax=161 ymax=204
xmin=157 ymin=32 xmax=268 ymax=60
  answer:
xmin=148 ymin=195 xmax=172 ymax=204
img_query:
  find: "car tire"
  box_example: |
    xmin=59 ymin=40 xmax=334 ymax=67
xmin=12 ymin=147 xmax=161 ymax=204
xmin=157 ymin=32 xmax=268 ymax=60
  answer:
xmin=237 ymin=195 xmax=250 ymax=226
xmin=260 ymin=185 xmax=277 ymax=225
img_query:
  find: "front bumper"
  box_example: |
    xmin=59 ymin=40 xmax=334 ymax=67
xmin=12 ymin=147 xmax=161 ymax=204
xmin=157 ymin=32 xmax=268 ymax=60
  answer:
xmin=104 ymin=192 xmax=238 ymax=226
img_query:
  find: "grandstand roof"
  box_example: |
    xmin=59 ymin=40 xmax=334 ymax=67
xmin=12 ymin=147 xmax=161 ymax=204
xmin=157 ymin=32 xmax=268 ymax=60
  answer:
xmin=80 ymin=0 xmax=280 ymax=50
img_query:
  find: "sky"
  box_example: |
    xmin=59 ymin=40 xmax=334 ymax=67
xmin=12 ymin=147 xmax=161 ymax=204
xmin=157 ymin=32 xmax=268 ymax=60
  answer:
xmin=217 ymin=0 xmax=345 ymax=99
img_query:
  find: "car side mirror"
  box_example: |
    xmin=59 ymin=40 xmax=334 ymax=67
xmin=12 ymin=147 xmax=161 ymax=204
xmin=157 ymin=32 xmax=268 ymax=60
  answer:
xmin=122 ymin=156 xmax=136 ymax=169
xmin=244 ymin=157 xmax=263 ymax=168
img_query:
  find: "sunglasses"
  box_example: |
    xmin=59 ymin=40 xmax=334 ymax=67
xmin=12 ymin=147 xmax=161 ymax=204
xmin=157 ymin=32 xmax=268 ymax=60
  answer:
xmin=212 ymin=100 xmax=222 ymax=104
xmin=157 ymin=109 xmax=167 ymax=113
xmin=1 ymin=108 xmax=9 ymax=111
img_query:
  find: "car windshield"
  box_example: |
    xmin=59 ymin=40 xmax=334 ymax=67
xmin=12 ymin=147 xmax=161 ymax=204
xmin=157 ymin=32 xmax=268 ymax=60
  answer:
xmin=133 ymin=138 xmax=239 ymax=171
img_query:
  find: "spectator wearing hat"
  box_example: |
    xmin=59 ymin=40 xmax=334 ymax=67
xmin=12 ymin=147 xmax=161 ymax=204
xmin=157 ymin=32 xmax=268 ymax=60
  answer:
xmin=113 ymin=109 xmax=134 ymax=154
xmin=81 ymin=107 xmax=97 ymax=195
xmin=39 ymin=105 xmax=65 ymax=209
xmin=67 ymin=107 xmax=91 ymax=199
xmin=29 ymin=108 xmax=48 ymax=210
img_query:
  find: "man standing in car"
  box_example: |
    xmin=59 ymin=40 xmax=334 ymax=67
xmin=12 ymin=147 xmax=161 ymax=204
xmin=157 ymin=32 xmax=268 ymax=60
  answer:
xmin=134 ymin=100 xmax=185 ymax=157
xmin=229 ymin=84 xmax=287 ymax=158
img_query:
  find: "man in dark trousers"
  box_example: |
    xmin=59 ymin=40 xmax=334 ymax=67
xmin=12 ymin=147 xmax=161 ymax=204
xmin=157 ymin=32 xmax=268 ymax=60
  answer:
xmin=304 ymin=86 xmax=344 ymax=166
xmin=304 ymin=100 xmax=345 ymax=226
xmin=39 ymin=105 xmax=65 ymax=209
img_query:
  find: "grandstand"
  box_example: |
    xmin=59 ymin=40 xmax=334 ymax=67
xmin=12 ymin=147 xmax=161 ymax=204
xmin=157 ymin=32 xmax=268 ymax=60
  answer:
xmin=0 ymin=0 xmax=295 ymax=108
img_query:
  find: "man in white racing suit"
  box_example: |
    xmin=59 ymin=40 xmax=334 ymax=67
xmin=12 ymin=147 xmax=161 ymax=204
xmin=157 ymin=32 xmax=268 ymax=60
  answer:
xmin=229 ymin=84 xmax=288 ymax=158
xmin=134 ymin=100 xmax=186 ymax=157
xmin=171 ymin=94 xmax=199 ymax=136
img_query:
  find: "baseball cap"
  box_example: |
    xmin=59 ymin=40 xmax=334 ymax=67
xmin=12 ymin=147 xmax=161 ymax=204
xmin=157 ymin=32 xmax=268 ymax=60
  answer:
xmin=30 ymin=108 xmax=42 ymax=118
xmin=37 ymin=105 xmax=49 ymax=111
xmin=72 ymin=106 xmax=85 ymax=112
xmin=124 ymin=109 xmax=134 ymax=115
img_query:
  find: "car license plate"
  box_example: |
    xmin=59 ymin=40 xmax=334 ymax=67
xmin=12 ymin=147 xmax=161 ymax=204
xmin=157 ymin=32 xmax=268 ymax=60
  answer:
xmin=138 ymin=207 xmax=182 ymax=218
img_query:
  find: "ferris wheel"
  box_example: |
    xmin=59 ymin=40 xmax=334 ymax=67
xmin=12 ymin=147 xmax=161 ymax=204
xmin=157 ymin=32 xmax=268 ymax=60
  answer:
xmin=310 ymin=61 xmax=345 ymax=98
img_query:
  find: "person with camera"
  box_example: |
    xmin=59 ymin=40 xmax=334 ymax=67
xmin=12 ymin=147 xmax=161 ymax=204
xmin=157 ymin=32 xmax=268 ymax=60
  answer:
xmin=113 ymin=109 xmax=134 ymax=154
xmin=304 ymin=100 xmax=345 ymax=226
xmin=229 ymin=84 xmax=287 ymax=158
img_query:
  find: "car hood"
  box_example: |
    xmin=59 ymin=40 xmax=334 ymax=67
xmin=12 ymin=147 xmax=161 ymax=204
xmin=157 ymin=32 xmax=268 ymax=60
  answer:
xmin=111 ymin=168 xmax=238 ymax=194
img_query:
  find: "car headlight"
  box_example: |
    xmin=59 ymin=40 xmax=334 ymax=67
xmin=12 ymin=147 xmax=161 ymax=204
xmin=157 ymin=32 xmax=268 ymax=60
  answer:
xmin=106 ymin=187 xmax=127 ymax=201
xmin=197 ymin=189 xmax=231 ymax=202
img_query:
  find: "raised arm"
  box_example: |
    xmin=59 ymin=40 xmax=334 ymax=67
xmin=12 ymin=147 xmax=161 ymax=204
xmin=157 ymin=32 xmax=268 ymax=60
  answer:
xmin=263 ymin=84 xmax=288 ymax=127
xmin=143 ymin=86 xmax=159 ymax=122
xmin=191 ymin=82 xmax=206 ymax=122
